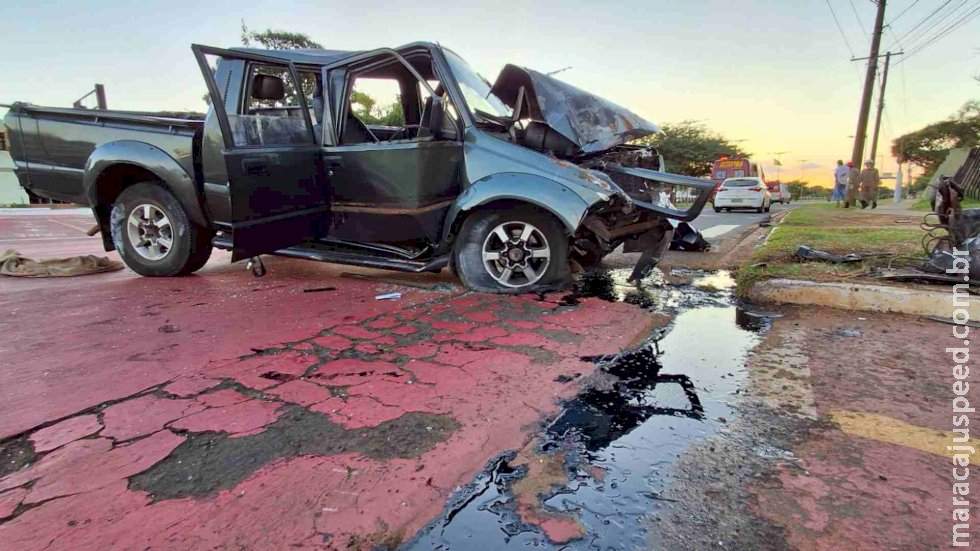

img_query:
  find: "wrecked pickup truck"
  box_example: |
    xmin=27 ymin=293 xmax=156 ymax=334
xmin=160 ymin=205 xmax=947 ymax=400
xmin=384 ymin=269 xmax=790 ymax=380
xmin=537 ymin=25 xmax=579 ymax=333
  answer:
xmin=2 ymin=42 xmax=712 ymax=291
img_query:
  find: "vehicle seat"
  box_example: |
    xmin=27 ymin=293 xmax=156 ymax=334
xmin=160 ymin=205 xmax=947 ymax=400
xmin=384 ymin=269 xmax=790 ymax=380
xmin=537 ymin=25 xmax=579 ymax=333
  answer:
xmin=342 ymin=109 xmax=377 ymax=144
xmin=418 ymin=96 xmax=433 ymax=139
xmin=251 ymin=74 xmax=285 ymax=101
xmin=248 ymin=75 xmax=288 ymax=117
xmin=312 ymin=81 xmax=324 ymax=143
xmin=240 ymin=74 xmax=307 ymax=145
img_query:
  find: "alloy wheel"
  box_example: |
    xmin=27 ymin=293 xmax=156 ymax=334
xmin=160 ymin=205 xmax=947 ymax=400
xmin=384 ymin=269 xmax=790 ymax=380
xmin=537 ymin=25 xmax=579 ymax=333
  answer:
xmin=481 ymin=221 xmax=551 ymax=288
xmin=127 ymin=204 xmax=173 ymax=261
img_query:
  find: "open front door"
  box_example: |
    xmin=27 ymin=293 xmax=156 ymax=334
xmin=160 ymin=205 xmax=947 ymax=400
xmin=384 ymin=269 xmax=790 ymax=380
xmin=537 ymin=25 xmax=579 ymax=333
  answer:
xmin=193 ymin=44 xmax=331 ymax=261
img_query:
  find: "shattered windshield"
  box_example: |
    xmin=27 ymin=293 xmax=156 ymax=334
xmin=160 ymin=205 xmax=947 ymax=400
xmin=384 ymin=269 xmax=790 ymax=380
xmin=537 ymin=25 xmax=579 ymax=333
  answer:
xmin=442 ymin=49 xmax=512 ymax=120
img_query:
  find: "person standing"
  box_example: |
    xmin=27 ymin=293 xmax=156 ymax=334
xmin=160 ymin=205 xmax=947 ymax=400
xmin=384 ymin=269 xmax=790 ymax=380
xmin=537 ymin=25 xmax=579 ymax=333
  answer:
xmin=844 ymin=161 xmax=860 ymax=208
xmin=860 ymin=159 xmax=880 ymax=209
xmin=832 ymin=160 xmax=848 ymax=207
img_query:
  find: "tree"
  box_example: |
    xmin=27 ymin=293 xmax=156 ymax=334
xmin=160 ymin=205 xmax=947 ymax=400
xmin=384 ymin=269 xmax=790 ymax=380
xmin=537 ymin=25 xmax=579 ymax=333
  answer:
xmin=782 ymin=179 xmax=826 ymax=200
xmin=350 ymin=90 xmax=405 ymax=126
xmin=891 ymin=100 xmax=980 ymax=173
xmin=634 ymin=120 xmax=749 ymax=177
xmin=203 ymin=23 xmax=323 ymax=106
xmin=240 ymin=21 xmax=322 ymax=50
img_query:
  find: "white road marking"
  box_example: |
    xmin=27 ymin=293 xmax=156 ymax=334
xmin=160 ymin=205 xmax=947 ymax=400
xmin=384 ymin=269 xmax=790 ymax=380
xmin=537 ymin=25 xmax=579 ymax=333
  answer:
xmin=699 ymin=224 xmax=740 ymax=239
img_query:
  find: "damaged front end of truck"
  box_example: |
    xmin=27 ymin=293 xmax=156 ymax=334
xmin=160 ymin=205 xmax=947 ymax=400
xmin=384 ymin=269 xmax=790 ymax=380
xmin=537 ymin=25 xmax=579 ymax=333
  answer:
xmin=487 ymin=65 xmax=714 ymax=282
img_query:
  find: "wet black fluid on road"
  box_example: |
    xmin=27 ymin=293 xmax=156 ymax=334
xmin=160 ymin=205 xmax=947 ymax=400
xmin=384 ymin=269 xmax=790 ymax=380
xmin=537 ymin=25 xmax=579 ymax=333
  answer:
xmin=405 ymin=268 xmax=772 ymax=550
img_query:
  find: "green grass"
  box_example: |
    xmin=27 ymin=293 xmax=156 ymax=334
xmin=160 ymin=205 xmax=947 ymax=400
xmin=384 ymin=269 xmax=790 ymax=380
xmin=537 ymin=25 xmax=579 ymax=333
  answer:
xmin=735 ymin=204 xmax=932 ymax=296
xmin=910 ymin=197 xmax=980 ymax=211
xmin=755 ymin=226 xmax=926 ymax=260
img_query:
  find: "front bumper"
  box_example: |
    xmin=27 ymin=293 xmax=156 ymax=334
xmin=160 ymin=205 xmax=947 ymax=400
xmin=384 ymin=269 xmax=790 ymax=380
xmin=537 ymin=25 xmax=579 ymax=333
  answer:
xmin=602 ymin=164 xmax=716 ymax=222
xmin=582 ymin=165 xmax=715 ymax=281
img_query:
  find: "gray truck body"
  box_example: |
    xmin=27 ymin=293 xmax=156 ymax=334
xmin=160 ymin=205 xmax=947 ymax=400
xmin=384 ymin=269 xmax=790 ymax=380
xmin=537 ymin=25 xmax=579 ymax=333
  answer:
xmin=2 ymin=42 xmax=713 ymax=287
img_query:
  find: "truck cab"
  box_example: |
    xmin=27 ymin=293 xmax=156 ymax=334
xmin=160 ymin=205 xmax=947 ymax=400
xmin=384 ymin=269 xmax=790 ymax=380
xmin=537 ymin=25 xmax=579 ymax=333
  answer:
xmin=4 ymin=42 xmax=715 ymax=291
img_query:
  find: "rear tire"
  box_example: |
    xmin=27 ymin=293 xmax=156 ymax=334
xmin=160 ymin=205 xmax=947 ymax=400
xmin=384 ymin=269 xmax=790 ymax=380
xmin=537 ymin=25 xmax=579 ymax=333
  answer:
xmin=713 ymin=206 xmax=720 ymax=213
xmin=110 ymin=182 xmax=212 ymax=277
xmin=453 ymin=206 xmax=569 ymax=293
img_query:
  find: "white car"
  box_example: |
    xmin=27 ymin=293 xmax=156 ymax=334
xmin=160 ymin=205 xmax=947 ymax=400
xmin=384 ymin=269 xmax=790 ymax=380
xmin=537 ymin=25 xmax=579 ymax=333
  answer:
xmin=767 ymin=182 xmax=791 ymax=204
xmin=713 ymin=177 xmax=772 ymax=213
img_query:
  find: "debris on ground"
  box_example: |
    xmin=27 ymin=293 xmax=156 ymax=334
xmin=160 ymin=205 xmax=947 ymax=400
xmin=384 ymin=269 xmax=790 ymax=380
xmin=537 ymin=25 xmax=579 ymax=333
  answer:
xmin=0 ymin=249 xmax=123 ymax=277
xmin=302 ymin=286 xmax=337 ymax=293
xmin=923 ymin=315 xmax=980 ymax=328
xmin=794 ymin=245 xmax=887 ymax=264
xmin=920 ymin=176 xmax=980 ymax=280
xmin=375 ymin=292 xmax=402 ymax=300
xmin=874 ymin=268 xmax=980 ymax=288
xmin=341 ymin=271 xmax=449 ymax=291
xmin=670 ymin=222 xmax=711 ymax=252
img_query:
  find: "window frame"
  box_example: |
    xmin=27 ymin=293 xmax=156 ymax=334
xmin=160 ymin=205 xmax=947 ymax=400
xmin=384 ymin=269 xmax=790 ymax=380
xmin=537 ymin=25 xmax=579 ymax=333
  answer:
xmin=192 ymin=44 xmax=316 ymax=150
xmin=331 ymin=48 xmax=462 ymax=147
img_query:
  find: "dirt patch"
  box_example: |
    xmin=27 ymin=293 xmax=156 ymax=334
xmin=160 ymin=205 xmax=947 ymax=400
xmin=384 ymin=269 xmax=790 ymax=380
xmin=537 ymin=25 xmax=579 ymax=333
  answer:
xmin=130 ymin=405 xmax=459 ymax=500
xmin=650 ymin=401 xmax=826 ymax=551
xmin=344 ymin=520 xmax=406 ymax=550
xmin=0 ymin=436 xmax=35 ymax=479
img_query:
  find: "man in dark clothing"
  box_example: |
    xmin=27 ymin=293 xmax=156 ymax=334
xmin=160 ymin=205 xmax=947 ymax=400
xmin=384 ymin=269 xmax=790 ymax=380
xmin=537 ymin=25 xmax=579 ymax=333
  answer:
xmin=860 ymin=159 xmax=880 ymax=209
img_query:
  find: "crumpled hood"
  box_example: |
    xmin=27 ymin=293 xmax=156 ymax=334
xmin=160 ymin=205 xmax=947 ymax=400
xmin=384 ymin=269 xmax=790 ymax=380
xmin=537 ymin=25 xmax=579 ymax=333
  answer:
xmin=489 ymin=64 xmax=662 ymax=155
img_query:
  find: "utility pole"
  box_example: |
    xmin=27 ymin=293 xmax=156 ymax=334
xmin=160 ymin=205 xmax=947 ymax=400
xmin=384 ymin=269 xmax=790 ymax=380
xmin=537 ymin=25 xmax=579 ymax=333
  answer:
xmin=850 ymin=0 xmax=887 ymax=168
xmin=868 ymin=51 xmax=903 ymax=163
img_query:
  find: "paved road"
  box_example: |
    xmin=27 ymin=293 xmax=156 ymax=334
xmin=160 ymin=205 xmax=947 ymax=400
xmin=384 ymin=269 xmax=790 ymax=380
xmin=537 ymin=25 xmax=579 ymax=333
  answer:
xmin=689 ymin=201 xmax=795 ymax=240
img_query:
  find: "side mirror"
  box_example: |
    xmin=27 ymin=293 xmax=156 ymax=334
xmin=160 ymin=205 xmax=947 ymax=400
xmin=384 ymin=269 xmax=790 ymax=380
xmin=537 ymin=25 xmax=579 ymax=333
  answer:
xmin=427 ymin=95 xmax=445 ymax=139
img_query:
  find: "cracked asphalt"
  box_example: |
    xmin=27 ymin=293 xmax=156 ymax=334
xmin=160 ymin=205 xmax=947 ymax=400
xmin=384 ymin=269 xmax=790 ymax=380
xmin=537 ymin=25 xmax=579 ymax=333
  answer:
xmin=0 ymin=210 xmax=968 ymax=550
xmin=0 ymin=211 xmax=653 ymax=549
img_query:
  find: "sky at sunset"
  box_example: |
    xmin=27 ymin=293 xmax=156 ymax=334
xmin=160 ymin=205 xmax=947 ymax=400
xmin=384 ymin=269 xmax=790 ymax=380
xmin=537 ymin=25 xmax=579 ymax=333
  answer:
xmin=2 ymin=0 xmax=978 ymax=188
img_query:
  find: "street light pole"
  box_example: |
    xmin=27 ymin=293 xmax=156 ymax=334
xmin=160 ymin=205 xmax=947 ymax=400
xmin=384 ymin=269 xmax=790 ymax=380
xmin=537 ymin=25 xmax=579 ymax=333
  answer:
xmin=768 ymin=151 xmax=789 ymax=181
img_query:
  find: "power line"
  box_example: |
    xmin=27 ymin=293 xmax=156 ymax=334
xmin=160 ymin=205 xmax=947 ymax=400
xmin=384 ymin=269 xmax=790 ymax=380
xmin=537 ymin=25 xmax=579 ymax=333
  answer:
xmin=887 ymin=0 xmax=921 ymax=25
xmin=827 ymin=0 xmax=857 ymax=57
xmin=849 ymin=0 xmax=871 ymax=41
xmin=884 ymin=26 xmax=911 ymax=134
xmin=908 ymin=4 xmax=980 ymax=57
xmin=898 ymin=1 xmax=980 ymax=63
xmin=895 ymin=0 xmax=953 ymax=43
xmin=900 ymin=0 xmax=971 ymax=50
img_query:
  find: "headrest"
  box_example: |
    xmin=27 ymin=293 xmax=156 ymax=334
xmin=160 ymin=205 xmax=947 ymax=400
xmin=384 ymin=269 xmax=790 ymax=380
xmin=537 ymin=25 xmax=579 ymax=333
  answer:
xmin=251 ymin=74 xmax=286 ymax=101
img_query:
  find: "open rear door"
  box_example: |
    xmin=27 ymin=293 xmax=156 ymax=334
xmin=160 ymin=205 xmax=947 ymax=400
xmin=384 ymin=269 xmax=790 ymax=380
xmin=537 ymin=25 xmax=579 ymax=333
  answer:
xmin=193 ymin=44 xmax=330 ymax=261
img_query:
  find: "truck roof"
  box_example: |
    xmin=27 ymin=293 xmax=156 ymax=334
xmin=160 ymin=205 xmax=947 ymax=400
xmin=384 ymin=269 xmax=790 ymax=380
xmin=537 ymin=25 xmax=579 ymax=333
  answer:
xmin=228 ymin=42 xmax=442 ymax=66
xmin=230 ymin=47 xmax=363 ymax=65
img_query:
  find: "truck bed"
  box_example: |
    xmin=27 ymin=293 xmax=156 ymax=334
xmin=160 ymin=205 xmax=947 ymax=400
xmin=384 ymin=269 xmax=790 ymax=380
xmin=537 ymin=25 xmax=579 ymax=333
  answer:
xmin=3 ymin=103 xmax=204 ymax=204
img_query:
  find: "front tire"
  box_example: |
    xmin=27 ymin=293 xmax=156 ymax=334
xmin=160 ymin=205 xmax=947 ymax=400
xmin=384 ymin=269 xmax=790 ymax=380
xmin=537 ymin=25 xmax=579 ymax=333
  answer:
xmin=453 ymin=206 xmax=570 ymax=293
xmin=110 ymin=182 xmax=212 ymax=277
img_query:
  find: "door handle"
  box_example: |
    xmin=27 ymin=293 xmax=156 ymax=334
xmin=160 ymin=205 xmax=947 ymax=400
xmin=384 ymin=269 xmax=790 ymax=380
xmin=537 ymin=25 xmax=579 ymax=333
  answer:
xmin=241 ymin=158 xmax=269 ymax=176
xmin=322 ymin=155 xmax=343 ymax=168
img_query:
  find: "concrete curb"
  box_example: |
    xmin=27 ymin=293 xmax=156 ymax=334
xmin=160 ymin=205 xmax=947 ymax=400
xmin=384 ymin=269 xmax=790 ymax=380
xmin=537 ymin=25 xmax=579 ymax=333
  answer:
xmin=747 ymin=278 xmax=977 ymax=318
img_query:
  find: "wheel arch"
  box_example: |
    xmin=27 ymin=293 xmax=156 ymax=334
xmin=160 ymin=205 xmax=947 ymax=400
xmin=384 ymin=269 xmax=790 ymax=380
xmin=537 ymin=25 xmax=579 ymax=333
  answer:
xmin=439 ymin=172 xmax=590 ymax=253
xmin=84 ymin=141 xmax=209 ymax=251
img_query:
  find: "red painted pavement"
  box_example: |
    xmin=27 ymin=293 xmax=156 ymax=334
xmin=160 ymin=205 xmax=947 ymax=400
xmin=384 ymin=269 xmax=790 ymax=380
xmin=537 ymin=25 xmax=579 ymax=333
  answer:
xmin=0 ymin=211 xmax=653 ymax=549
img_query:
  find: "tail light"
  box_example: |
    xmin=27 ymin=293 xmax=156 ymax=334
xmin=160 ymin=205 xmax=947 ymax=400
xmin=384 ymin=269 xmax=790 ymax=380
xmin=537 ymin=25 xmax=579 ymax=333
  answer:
xmin=750 ymin=186 xmax=762 ymax=191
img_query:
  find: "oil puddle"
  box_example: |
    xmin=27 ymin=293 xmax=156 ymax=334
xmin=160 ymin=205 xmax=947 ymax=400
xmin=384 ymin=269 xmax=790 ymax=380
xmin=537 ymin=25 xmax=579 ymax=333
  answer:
xmin=406 ymin=269 xmax=771 ymax=550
